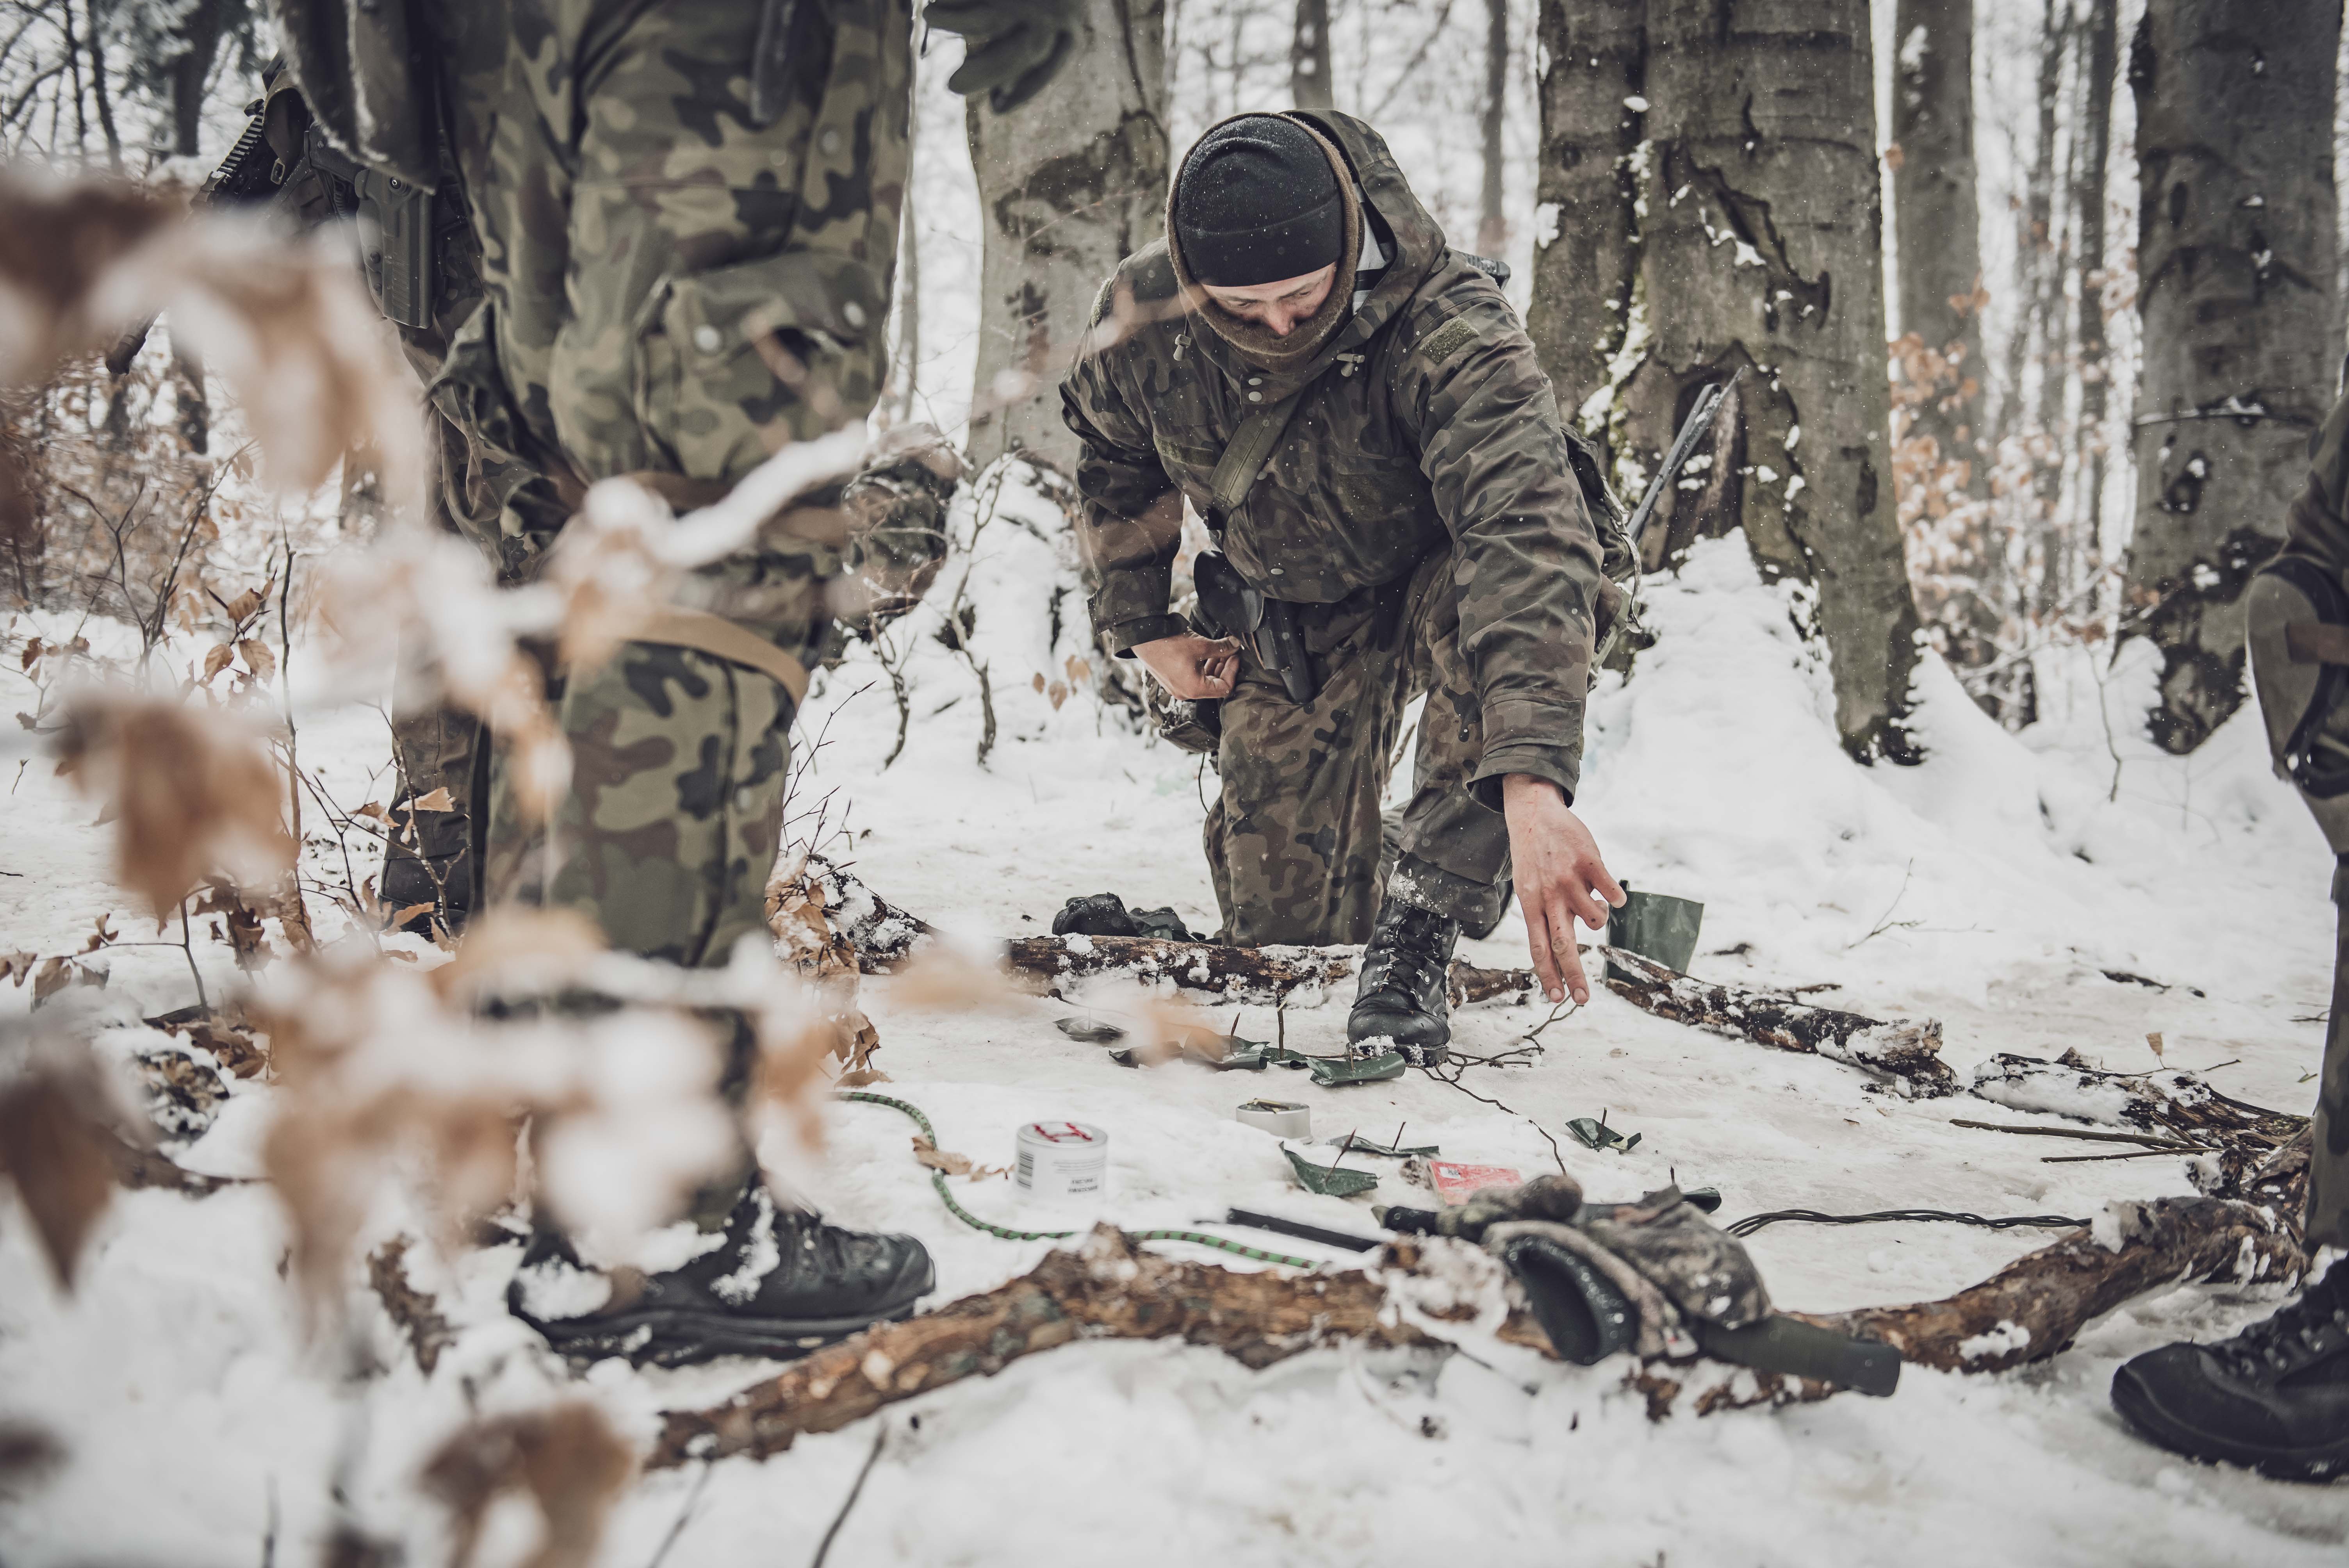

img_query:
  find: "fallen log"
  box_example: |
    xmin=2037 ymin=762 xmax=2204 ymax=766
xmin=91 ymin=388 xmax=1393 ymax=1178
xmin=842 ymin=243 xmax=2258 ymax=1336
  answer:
xmin=1815 ymin=1195 xmax=2300 ymax=1373
xmin=1004 ymin=934 xmax=1357 ymax=1006
xmin=1597 ymin=946 xmax=1958 ymax=1097
xmin=653 ymin=1226 xmax=1458 ymax=1467
xmin=654 ymin=1196 xmax=2298 ymax=1461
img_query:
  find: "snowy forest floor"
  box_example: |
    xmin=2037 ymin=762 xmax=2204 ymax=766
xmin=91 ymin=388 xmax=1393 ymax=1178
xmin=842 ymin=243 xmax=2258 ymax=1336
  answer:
xmin=5 ymin=484 xmax=2349 ymax=1563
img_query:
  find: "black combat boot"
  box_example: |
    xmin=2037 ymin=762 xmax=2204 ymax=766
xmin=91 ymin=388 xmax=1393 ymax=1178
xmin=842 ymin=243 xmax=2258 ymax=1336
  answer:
xmin=1347 ymin=901 xmax=1460 ymax=1066
xmin=508 ymin=1185 xmax=934 ymax=1367
xmin=2110 ymin=1259 xmax=2349 ymax=1481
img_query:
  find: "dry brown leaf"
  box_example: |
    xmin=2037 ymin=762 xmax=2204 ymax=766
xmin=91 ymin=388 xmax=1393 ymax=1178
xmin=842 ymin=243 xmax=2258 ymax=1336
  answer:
xmin=19 ymin=637 xmax=43 ymax=671
xmin=430 ymin=907 xmax=604 ymax=1004
xmin=911 ymin=1133 xmax=972 ymax=1176
xmin=237 ymin=639 xmax=276 ymax=684
xmin=0 ymin=172 xmax=176 ymax=385
xmin=422 ymin=1404 xmax=635 ymax=1568
xmin=835 ymin=1067 xmax=891 ymax=1087
xmin=389 ymin=902 xmax=437 ymax=928
xmin=753 ymin=1013 xmax=851 ymax=1151
xmin=1031 ymin=672 xmax=1046 ymax=693
xmin=1064 ymin=655 xmax=1092 ymax=686
xmin=1882 ymin=141 xmax=1905 ymax=172
xmin=2146 ymin=1031 xmax=2166 ymax=1063
xmin=219 ymin=588 xmax=264 ymax=626
xmin=29 ymin=957 xmax=71 ymax=1005
xmin=890 ymin=946 xmax=1018 ymax=1013
xmin=0 ymin=1420 xmax=65 ymax=1489
xmin=51 ymin=695 xmax=294 ymax=921
xmin=0 ymin=1069 xmax=118 ymax=1290
xmin=409 ymin=787 xmax=456 ymax=813
xmin=1047 ymin=680 xmax=1069 ymax=710
xmin=80 ymin=914 xmax=115 ymax=953
xmin=200 ymin=643 xmax=235 ymax=682
xmin=0 ymin=951 xmax=36 ymax=986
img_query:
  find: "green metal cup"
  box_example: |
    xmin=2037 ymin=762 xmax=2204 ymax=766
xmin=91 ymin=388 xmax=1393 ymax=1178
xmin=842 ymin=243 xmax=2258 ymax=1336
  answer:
xmin=1606 ymin=886 xmax=1704 ymax=976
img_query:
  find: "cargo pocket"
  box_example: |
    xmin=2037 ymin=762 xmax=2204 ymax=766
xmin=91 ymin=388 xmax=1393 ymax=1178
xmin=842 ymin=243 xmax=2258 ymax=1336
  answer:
xmin=637 ymin=248 xmax=888 ymax=482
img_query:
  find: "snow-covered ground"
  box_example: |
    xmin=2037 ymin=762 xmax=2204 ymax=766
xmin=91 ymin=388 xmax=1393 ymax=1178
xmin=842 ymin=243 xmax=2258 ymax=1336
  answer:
xmin=4 ymin=489 xmax=2347 ymax=1564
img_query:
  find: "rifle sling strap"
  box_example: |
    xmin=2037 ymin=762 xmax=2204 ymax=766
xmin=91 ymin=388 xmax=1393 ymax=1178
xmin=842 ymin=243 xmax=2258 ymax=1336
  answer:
xmin=1206 ymin=390 xmax=1306 ymax=524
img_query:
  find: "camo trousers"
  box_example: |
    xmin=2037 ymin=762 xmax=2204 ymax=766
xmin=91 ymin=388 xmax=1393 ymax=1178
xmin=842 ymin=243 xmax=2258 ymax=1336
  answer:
xmin=1207 ymin=549 xmax=1512 ymax=946
xmin=416 ymin=0 xmax=912 ymax=964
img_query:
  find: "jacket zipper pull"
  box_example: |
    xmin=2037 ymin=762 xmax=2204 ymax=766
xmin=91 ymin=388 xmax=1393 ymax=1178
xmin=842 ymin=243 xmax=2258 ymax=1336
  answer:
xmin=1338 ymin=352 xmax=1364 ymax=378
xmin=1173 ymin=333 xmax=1189 ymax=364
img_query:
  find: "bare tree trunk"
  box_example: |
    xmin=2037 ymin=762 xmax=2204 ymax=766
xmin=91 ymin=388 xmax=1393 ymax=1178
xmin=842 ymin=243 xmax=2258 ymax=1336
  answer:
xmin=1290 ymin=0 xmax=1334 ymax=110
xmin=1525 ymin=0 xmax=1643 ymax=456
xmin=81 ymin=0 xmax=121 ymax=171
xmin=1892 ymin=0 xmax=1987 ymax=504
xmin=2024 ymin=0 xmax=2071 ymax=617
xmin=2070 ymin=0 xmax=2117 ymax=565
xmin=965 ymin=0 xmax=1170 ymax=476
xmin=1476 ymin=0 xmax=1508 ymax=257
xmin=2124 ymin=0 xmax=2343 ymax=753
xmin=1626 ymin=0 xmax=1925 ymax=762
xmin=167 ymin=0 xmax=231 ymax=158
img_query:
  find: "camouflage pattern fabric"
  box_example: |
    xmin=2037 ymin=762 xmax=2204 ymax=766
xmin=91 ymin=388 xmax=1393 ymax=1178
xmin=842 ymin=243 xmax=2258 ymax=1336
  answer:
xmin=1205 ymin=549 xmax=1510 ymax=945
xmin=1064 ymin=109 xmax=1605 ymax=809
xmin=2263 ymin=377 xmax=2349 ymax=1251
xmin=267 ymin=0 xmax=915 ymax=963
xmin=1063 ymin=110 xmax=1602 ymax=942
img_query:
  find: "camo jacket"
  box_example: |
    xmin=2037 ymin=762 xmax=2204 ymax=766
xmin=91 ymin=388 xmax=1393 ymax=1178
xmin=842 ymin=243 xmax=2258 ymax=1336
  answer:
xmin=1061 ymin=110 xmax=1606 ymax=804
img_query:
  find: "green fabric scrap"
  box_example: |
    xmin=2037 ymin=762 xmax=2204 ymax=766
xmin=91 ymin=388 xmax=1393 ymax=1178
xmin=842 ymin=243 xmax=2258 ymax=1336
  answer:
xmin=1565 ymin=1115 xmax=1641 ymax=1154
xmin=1283 ymin=1146 xmax=1380 ymax=1197
xmin=1310 ymin=1051 xmax=1407 ymax=1086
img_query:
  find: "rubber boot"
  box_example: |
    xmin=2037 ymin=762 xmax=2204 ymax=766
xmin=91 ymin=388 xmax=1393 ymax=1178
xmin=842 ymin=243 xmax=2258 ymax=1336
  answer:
xmin=1347 ymin=900 xmax=1459 ymax=1066
xmin=2111 ymin=1258 xmax=2349 ymax=1481
xmin=509 ymin=1184 xmax=934 ymax=1367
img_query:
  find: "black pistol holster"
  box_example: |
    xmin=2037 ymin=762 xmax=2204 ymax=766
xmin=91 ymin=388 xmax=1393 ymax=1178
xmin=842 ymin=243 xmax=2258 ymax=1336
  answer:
xmin=1193 ymin=549 xmax=1317 ymax=706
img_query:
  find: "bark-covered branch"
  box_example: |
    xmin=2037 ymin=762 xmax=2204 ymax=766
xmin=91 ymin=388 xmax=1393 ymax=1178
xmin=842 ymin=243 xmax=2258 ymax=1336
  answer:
xmin=1597 ymin=946 xmax=1959 ymax=1096
xmin=1816 ymin=1196 xmax=2299 ymax=1373
xmin=654 ymin=1198 xmax=2296 ymax=1460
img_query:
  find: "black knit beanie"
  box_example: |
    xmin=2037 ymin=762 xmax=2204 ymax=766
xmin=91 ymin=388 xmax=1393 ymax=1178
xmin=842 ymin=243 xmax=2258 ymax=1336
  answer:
xmin=1173 ymin=116 xmax=1347 ymax=287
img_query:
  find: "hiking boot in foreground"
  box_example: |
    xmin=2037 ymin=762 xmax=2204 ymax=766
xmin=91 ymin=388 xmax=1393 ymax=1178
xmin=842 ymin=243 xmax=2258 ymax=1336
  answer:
xmin=1347 ymin=900 xmax=1459 ymax=1066
xmin=2110 ymin=1258 xmax=2349 ymax=1482
xmin=508 ymin=1185 xmax=933 ymax=1367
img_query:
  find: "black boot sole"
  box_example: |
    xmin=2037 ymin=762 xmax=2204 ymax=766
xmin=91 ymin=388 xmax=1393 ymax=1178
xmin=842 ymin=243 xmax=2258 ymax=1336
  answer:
xmin=523 ymin=1293 xmax=932 ymax=1369
xmin=2112 ymin=1363 xmax=2349 ymax=1482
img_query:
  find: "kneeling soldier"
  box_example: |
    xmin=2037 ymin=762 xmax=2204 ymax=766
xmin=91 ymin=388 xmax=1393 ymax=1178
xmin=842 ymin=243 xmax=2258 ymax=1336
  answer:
xmin=1063 ymin=110 xmax=1624 ymax=1060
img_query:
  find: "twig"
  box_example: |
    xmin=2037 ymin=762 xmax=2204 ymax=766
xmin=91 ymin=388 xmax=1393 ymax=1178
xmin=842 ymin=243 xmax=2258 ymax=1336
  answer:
xmin=1846 ymin=860 xmax=1921 ymax=948
xmin=2041 ymin=1149 xmax=2183 ymax=1164
xmin=1948 ymin=1117 xmax=2202 ymax=1151
xmin=643 ymin=1458 xmax=713 ymax=1568
xmin=808 ymin=1423 xmax=888 ymax=1568
xmin=177 ymin=897 xmax=207 ymax=1012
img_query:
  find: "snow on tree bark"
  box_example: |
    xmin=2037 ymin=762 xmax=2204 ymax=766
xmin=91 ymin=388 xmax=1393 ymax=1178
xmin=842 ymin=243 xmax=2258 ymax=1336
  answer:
xmin=1526 ymin=0 xmax=1643 ymax=437
xmin=2124 ymin=0 xmax=2343 ymax=754
xmin=964 ymin=0 xmax=1170 ymax=476
xmin=1572 ymin=0 xmax=1925 ymax=762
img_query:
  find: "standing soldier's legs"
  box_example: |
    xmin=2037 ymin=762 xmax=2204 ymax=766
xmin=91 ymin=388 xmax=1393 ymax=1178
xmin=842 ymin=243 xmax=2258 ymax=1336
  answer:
xmin=427 ymin=0 xmax=929 ymax=1363
xmin=451 ymin=0 xmax=910 ymax=961
xmin=2108 ymin=549 xmax=2349 ymax=1477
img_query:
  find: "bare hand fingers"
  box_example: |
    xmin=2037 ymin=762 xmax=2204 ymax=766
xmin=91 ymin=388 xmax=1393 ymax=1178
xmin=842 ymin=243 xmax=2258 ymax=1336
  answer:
xmin=1525 ymin=903 xmax=1563 ymax=1004
xmin=1547 ymin=896 xmax=1591 ymax=1004
xmin=1563 ymin=874 xmax=1611 ymax=934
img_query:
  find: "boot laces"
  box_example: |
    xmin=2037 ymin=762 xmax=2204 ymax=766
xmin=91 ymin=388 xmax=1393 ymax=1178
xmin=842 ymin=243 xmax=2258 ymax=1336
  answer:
xmin=2212 ymin=1264 xmax=2349 ymax=1377
xmin=1367 ymin=906 xmax=1454 ymax=998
